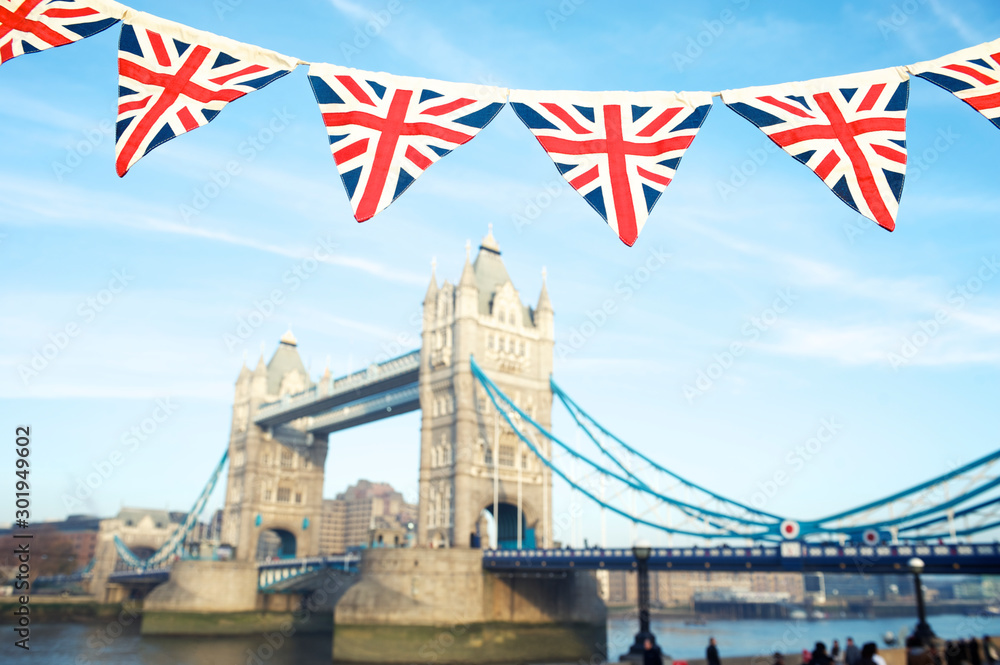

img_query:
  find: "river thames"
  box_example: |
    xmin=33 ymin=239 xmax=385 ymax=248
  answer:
xmin=12 ymin=614 xmax=1000 ymax=663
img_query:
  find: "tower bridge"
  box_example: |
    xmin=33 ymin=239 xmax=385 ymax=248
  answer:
xmin=81 ymin=227 xmax=1000 ymax=663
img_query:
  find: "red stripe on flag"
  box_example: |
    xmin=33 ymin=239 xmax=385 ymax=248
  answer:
xmin=405 ymin=144 xmax=433 ymax=170
xmin=856 ymin=83 xmax=886 ymax=112
xmin=117 ymin=47 xmax=213 ymax=176
xmin=336 ymin=76 xmax=375 ymax=106
xmin=43 ymin=8 xmax=99 ymax=18
xmin=176 ymin=106 xmax=199 ymax=132
xmin=0 ymin=0 xmax=46 ymax=39
xmin=759 ymin=95 xmax=813 ymax=118
xmin=0 ymin=40 xmax=13 ymax=63
xmin=421 ymin=98 xmax=474 ymax=116
xmin=964 ymin=91 xmax=1000 ymax=113
xmin=540 ymin=103 xmax=591 ymax=135
xmin=871 ymin=144 xmax=906 ymax=164
xmin=0 ymin=0 xmax=71 ymax=45
xmin=118 ymin=94 xmax=152 ymax=114
xmin=355 ymin=89 xmax=412 ymax=221
xmin=209 ymin=64 xmax=266 ymax=86
xmin=813 ymin=92 xmax=896 ymax=231
xmin=944 ymin=63 xmax=999 ymax=86
xmin=635 ymin=106 xmax=682 ymax=138
xmin=568 ymin=165 xmax=599 ymax=190
xmin=602 ymin=104 xmax=638 ymax=246
xmin=636 ymin=165 xmax=671 ymax=187
xmin=333 ymin=137 xmax=369 ymax=164
xmin=813 ymin=150 xmax=841 ymax=180
xmin=146 ymin=30 xmax=172 ymax=68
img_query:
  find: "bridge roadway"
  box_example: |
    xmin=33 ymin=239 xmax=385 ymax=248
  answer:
xmin=105 ymin=554 xmax=361 ymax=592
xmin=254 ymin=350 xmax=420 ymax=434
xmin=483 ymin=542 xmax=1000 ymax=575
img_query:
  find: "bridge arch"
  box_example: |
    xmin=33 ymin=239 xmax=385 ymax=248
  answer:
xmin=478 ymin=498 xmax=542 ymax=549
xmin=255 ymin=527 xmax=297 ymax=561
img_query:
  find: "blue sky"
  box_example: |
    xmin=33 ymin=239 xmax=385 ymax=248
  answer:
xmin=1 ymin=0 xmax=999 ymax=547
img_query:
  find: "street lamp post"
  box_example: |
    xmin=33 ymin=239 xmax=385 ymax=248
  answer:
xmin=624 ymin=542 xmax=658 ymax=662
xmin=908 ymin=557 xmax=935 ymax=645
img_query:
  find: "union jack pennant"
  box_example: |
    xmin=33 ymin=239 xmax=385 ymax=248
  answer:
xmin=308 ymin=63 xmax=506 ymax=222
xmin=0 ymin=0 xmax=120 ymax=65
xmin=116 ymin=12 xmax=297 ymax=176
xmin=910 ymin=39 xmax=1000 ymax=130
xmin=510 ymin=90 xmax=712 ymax=246
xmin=723 ymin=68 xmax=909 ymax=232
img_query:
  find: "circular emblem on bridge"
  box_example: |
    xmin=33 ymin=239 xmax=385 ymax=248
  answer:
xmin=862 ymin=528 xmax=880 ymax=545
xmin=780 ymin=520 xmax=800 ymax=539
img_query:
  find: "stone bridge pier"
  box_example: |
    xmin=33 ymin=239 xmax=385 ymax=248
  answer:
xmin=332 ymin=549 xmax=607 ymax=664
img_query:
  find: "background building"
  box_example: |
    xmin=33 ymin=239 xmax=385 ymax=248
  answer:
xmin=319 ymin=480 xmax=417 ymax=553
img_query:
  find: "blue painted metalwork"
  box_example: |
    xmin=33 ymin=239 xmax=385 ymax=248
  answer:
xmin=114 ymin=448 xmax=229 ymax=569
xmin=257 ymin=554 xmax=360 ymax=592
xmin=483 ymin=543 xmax=1000 ymax=575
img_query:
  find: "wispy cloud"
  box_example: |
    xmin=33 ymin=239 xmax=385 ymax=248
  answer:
xmin=0 ymin=174 xmax=425 ymax=285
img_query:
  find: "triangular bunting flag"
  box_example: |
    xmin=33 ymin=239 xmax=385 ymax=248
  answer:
xmin=910 ymin=39 xmax=1000 ymax=130
xmin=307 ymin=63 xmax=506 ymax=223
xmin=509 ymin=89 xmax=712 ymax=247
xmin=722 ymin=68 xmax=909 ymax=232
xmin=115 ymin=11 xmax=296 ymax=176
xmin=0 ymin=0 xmax=121 ymax=65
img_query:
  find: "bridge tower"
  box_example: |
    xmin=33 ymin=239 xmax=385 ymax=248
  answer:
xmin=418 ymin=227 xmax=554 ymax=548
xmin=221 ymin=330 xmax=329 ymax=562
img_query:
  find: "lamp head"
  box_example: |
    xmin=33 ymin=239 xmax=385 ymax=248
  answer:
xmin=908 ymin=557 xmax=925 ymax=574
xmin=633 ymin=540 xmax=652 ymax=561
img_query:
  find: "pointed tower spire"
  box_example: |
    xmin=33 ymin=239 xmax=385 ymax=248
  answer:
xmin=424 ymin=256 xmax=439 ymax=304
xmin=537 ymin=266 xmax=552 ymax=312
xmin=480 ymin=223 xmax=500 ymax=254
xmin=459 ymin=241 xmax=476 ymax=288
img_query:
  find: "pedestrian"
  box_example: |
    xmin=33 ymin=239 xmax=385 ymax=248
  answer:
xmin=946 ymin=642 xmax=963 ymax=665
xmin=813 ymin=643 xmax=834 ymax=665
xmin=872 ymin=643 xmax=888 ymax=665
xmin=861 ymin=642 xmax=878 ymax=665
xmin=803 ymin=649 xmax=814 ymax=665
xmin=707 ymin=637 xmax=722 ymax=665
xmin=832 ymin=640 xmax=842 ymax=663
xmin=984 ymin=636 xmax=997 ymax=665
xmin=642 ymin=637 xmax=663 ymax=665
xmin=845 ymin=638 xmax=861 ymax=665
xmin=774 ymin=652 xmax=786 ymax=665
xmin=970 ymin=637 xmax=983 ymax=665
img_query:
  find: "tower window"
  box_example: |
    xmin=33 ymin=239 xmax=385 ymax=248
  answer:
xmin=499 ymin=444 xmax=515 ymax=467
xmin=488 ymin=334 xmax=494 ymax=350
xmin=280 ymin=449 xmax=293 ymax=468
xmin=277 ymin=487 xmax=291 ymax=503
